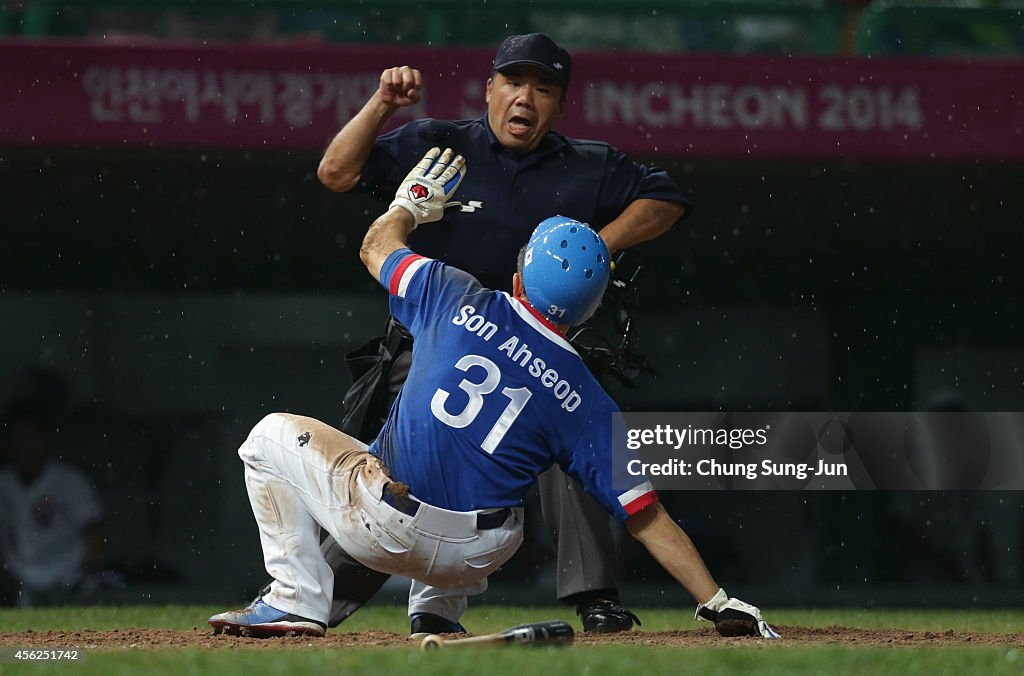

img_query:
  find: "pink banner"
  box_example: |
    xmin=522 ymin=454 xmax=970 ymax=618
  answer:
xmin=2 ymin=39 xmax=1022 ymax=160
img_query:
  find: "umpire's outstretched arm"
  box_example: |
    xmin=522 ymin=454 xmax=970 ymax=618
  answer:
xmin=318 ymin=66 xmax=423 ymax=192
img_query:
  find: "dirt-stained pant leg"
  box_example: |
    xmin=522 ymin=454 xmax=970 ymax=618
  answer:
xmin=242 ymin=411 xmax=523 ymax=626
xmin=322 ymin=316 xmax=412 ymax=626
xmin=240 ymin=412 xmax=372 ymax=624
xmin=243 ymin=458 xmax=331 ymax=622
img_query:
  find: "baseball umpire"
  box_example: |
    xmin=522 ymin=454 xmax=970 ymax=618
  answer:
xmin=305 ymin=32 xmax=689 ymax=636
xmin=210 ymin=148 xmax=776 ymax=640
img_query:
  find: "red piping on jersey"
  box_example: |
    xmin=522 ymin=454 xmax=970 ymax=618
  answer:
xmin=513 ymin=297 xmax=564 ymax=335
xmin=389 ymin=253 xmax=426 ymax=295
xmin=622 ymin=490 xmax=659 ymax=516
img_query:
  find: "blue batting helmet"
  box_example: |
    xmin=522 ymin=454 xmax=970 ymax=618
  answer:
xmin=522 ymin=216 xmax=610 ymax=326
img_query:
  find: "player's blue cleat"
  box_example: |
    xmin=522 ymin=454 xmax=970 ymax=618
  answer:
xmin=208 ymin=599 xmax=326 ymax=638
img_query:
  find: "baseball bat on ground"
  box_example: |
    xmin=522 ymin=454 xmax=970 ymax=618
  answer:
xmin=419 ymin=620 xmax=574 ymax=650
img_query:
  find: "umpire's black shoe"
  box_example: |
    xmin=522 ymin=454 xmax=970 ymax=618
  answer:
xmin=410 ymin=612 xmax=467 ymax=636
xmin=577 ymin=598 xmax=642 ymax=633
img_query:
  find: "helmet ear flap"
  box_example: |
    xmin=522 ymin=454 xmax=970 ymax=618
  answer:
xmin=522 ymin=216 xmax=610 ymax=326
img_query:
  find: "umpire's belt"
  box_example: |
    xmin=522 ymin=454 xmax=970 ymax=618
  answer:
xmin=382 ymin=490 xmax=512 ymax=531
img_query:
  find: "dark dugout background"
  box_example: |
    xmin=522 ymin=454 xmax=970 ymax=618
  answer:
xmin=3 ymin=145 xmax=1022 ymax=607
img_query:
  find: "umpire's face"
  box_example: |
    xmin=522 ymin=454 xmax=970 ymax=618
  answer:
xmin=486 ymin=66 xmax=565 ymax=154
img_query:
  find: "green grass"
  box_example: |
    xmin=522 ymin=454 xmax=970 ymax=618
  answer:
xmin=1 ymin=606 xmax=1023 ymax=675
xmin=4 ymin=645 xmax=1022 ymax=676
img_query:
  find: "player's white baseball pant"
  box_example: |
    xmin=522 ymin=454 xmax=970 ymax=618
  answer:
xmin=238 ymin=412 xmax=524 ymax=625
xmin=407 ymin=577 xmax=487 ymax=623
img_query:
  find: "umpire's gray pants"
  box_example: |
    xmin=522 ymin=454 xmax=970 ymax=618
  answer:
xmin=537 ymin=465 xmax=619 ymax=600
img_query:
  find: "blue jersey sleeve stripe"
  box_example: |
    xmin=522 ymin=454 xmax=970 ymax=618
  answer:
xmin=381 ymin=249 xmax=430 ymax=298
xmin=393 ymin=257 xmax=430 ymax=299
xmin=618 ymin=481 xmax=659 ymax=516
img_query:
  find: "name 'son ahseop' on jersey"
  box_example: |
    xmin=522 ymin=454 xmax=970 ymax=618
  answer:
xmin=452 ymin=303 xmax=584 ymax=413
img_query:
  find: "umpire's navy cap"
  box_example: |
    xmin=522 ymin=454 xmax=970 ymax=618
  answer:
xmin=492 ymin=33 xmax=571 ymax=90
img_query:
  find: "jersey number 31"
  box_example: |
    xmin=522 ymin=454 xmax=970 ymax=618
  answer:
xmin=430 ymin=354 xmax=532 ymax=454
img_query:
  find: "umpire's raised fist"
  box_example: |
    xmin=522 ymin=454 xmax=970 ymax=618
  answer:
xmin=379 ymin=66 xmax=422 ymax=107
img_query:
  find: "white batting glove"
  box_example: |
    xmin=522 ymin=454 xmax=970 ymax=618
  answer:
xmin=695 ymin=588 xmax=780 ymax=639
xmin=388 ymin=147 xmax=466 ymax=229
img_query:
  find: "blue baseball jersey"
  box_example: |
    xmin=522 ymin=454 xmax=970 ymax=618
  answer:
xmin=357 ymin=117 xmax=691 ymax=291
xmin=367 ymin=248 xmax=657 ymax=522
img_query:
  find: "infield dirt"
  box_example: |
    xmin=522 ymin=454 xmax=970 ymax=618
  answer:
xmin=2 ymin=626 xmax=1023 ymax=650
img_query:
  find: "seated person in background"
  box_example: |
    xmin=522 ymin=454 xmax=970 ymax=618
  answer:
xmin=0 ymin=402 xmax=104 ymax=606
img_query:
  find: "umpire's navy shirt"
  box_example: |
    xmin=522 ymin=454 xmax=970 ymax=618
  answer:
xmin=357 ymin=116 xmax=691 ymax=292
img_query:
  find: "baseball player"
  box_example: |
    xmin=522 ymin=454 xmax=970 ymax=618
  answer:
xmin=210 ymin=149 xmax=777 ymax=640
xmin=303 ymin=31 xmax=690 ymax=636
